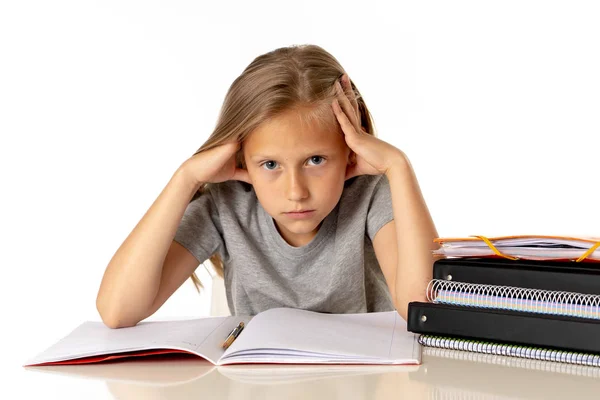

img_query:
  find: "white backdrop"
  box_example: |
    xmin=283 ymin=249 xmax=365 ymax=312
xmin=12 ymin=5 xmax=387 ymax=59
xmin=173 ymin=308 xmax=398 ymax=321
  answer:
xmin=2 ymin=1 xmax=599 ymax=395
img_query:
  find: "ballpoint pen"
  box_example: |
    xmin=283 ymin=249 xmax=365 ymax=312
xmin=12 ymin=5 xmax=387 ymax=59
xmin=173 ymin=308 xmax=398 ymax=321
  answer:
xmin=222 ymin=322 xmax=245 ymax=350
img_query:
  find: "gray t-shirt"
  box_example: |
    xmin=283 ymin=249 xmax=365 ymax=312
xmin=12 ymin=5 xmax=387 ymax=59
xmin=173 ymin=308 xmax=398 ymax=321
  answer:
xmin=174 ymin=174 xmax=395 ymax=316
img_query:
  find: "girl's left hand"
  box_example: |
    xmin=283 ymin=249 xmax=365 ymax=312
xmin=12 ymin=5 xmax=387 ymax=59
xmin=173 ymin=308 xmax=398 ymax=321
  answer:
xmin=332 ymin=74 xmax=404 ymax=180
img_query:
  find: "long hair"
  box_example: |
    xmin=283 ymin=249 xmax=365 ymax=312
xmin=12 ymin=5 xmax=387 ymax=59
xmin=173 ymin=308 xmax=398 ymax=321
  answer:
xmin=188 ymin=44 xmax=378 ymax=292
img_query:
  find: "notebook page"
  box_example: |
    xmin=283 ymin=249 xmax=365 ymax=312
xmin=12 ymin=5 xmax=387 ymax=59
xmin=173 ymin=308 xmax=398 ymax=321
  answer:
xmin=196 ymin=316 xmax=253 ymax=363
xmin=26 ymin=316 xmax=232 ymax=366
xmin=435 ymin=246 xmax=600 ymax=260
xmin=443 ymin=238 xmax=596 ymax=248
xmin=220 ymin=308 xmax=420 ymax=364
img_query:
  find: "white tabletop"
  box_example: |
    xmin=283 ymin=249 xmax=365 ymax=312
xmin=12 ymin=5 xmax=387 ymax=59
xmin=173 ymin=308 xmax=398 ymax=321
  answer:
xmin=18 ymin=348 xmax=600 ymax=399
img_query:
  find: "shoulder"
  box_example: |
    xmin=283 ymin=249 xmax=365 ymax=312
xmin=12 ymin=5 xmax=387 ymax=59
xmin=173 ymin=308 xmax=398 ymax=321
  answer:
xmin=189 ymin=180 xmax=254 ymax=208
xmin=206 ymin=180 xmax=254 ymax=200
xmin=338 ymin=175 xmax=393 ymax=241
xmin=341 ymin=174 xmax=390 ymax=201
xmin=345 ymin=174 xmax=389 ymax=189
xmin=337 ymin=174 xmax=391 ymax=216
xmin=202 ymin=181 xmax=259 ymax=222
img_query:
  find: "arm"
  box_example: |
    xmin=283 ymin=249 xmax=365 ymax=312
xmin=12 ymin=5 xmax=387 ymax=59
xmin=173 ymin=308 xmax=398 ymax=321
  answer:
xmin=330 ymin=73 xmax=440 ymax=319
xmin=96 ymin=166 xmax=201 ymax=328
xmin=96 ymin=141 xmax=250 ymax=328
xmin=373 ymin=152 xmax=440 ymax=320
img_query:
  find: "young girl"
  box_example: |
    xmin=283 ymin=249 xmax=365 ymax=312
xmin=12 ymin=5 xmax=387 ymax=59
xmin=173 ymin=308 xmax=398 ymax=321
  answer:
xmin=96 ymin=44 xmax=439 ymax=328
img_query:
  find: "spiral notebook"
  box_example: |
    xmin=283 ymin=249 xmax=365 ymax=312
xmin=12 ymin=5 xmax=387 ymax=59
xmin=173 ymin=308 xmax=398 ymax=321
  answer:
xmin=433 ymin=257 xmax=600 ymax=294
xmin=419 ymin=281 xmax=600 ymax=366
xmin=422 ymin=346 xmax=600 ymax=378
xmin=418 ymin=335 xmax=600 ymax=368
xmin=409 ymin=347 xmax=600 ymax=400
xmin=407 ymin=301 xmax=600 ymax=366
xmin=408 ymin=257 xmax=600 ymax=367
xmin=411 ymin=236 xmax=600 ymax=367
xmin=427 ymin=279 xmax=600 ymax=320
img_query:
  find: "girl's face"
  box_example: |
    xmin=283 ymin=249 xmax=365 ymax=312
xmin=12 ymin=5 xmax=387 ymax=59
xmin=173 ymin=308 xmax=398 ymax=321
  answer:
xmin=243 ymin=109 xmax=351 ymax=247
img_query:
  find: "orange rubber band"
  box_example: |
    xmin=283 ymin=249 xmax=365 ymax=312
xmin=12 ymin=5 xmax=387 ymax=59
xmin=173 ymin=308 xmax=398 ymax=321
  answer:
xmin=470 ymin=235 xmax=519 ymax=260
xmin=576 ymin=241 xmax=600 ymax=262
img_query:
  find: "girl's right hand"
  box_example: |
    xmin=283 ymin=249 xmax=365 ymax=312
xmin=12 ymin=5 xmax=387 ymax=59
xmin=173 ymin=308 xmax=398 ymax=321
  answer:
xmin=180 ymin=141 xmax=251 ymax=186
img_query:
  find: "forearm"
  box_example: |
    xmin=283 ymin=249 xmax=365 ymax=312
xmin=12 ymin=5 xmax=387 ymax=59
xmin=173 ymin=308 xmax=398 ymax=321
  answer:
xmin=96 ymin=166 xmax=201 ymax=327
xmin=385 ymin=152 xmax=439 ymax=318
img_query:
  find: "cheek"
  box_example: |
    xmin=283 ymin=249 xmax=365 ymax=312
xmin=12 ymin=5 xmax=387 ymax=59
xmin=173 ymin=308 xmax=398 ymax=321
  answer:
xmin=317 ymin=160 xmax=347 ymax=180
xmin=250 ymin=170 xmax=278 ymax=189
xmin=249 ymin=173 xmax=276 ymax=201
xmin=253 ymin=185 xmax=279 ymax=214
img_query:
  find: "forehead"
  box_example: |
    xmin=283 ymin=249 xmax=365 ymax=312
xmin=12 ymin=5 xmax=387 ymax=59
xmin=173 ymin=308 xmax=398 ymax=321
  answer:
xmin=244 ymin=109 xmax=344 ymax=156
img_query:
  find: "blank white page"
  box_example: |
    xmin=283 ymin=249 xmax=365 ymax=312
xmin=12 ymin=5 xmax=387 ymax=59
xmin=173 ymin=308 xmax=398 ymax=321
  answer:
xmin=26 ymin=316 xmax=232 ymax=366
xmin=222 ymin=308 xmax=420 ymax=364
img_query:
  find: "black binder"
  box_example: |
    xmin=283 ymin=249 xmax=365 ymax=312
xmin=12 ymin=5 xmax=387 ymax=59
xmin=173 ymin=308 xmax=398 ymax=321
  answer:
xmin=407 ymin=301 xmax=600 ymax=354
xmin=433 ymin=257 xmax=600 ymax=294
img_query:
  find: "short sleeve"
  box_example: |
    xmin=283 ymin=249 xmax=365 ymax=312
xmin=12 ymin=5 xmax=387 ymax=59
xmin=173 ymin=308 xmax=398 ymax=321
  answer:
xmin=173 ymin=185 xmax=226 ymax=263
xmin=366 ymin=175 xmax=394 ymax=241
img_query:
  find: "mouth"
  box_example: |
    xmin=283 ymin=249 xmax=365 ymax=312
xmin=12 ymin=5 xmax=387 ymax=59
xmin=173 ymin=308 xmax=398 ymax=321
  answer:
xmin=284 ymin=209 xmax=316 ymax=219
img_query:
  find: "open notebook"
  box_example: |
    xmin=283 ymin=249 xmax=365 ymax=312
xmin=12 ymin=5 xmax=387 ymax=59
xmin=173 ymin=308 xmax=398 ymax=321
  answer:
xmin=24 ymin=308 xmax=420 ymax=367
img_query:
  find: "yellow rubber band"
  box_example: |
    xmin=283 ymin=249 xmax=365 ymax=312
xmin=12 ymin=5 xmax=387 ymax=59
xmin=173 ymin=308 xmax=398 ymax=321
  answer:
xmin=576 ymin=241 xmax=600 ymax=262
xmin=470 ymin=235 xmax=519 ymax=260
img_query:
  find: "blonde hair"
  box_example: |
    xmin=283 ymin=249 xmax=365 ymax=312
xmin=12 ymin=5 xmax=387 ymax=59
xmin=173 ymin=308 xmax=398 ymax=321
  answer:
xmin=188 ymin=44 xmax=378 ymax=292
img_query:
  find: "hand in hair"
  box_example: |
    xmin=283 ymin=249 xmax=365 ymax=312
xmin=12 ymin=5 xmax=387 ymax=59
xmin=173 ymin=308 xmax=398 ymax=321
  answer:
xmin=332 ymin=74 xmax=404 ymax=180
xmin=181 ymin=141 xmax=252 ymax=186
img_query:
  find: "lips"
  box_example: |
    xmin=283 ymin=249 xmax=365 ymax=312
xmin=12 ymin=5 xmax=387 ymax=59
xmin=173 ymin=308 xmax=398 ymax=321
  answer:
xmin=284 ymin=209 xmax=316 ymax=220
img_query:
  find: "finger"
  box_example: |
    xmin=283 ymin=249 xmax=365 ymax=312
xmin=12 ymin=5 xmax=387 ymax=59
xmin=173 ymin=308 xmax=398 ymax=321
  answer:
xmin=219 ymin=141 xmax=241 ymax=157
xmin=332 ymin=99 xmax=357 ymax=138
xmin=341 ymin=74 xmax=360 ymax=121
xmin=232 ymin=168 xmax=252 ymax=184
xmin=335 ymin=80 xmax=359 ymax=129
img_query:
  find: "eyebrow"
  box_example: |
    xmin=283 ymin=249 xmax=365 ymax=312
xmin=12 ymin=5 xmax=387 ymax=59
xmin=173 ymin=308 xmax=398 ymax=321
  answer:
xmin=249 ymin=149 xmax=336 ymax=160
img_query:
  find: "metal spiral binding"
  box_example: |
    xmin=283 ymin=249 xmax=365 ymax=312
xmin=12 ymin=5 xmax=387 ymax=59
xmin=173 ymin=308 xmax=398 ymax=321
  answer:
xmin=419 ymin=335 xmax=600 ymax=368
xmin=422 ymin=346 xmax=600 ymax=378
xmin=426 ymin=279 xmax=600 ymax=319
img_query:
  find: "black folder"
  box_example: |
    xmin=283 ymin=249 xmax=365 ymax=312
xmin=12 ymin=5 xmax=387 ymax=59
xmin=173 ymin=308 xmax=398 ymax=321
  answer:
xmin=407 ymin=302 xmax=600 ymax=354
xmin=433 ymin=257 xmax=600 ymax=294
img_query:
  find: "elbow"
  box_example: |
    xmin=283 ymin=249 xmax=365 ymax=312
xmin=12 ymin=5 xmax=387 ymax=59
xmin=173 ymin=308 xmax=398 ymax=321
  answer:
xmin=396 ymin=305 xmax=408 ymax=321
xmin=98 ymin=308 xmax=138 ymax=329
xmin=96 ymin=297 xmax=120 ymax=329
xmin=396 ymin=291 xmax=427 ymax=322
xmin=100 ymin=316 xmax=123 ymax=330
xmin=96 ymin=295 xmax=138 ymax=329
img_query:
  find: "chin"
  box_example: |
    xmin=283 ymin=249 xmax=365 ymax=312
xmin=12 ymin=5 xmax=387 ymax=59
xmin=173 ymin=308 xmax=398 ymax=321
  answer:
xmin=275 ymin=216 xmax=320 ymax=231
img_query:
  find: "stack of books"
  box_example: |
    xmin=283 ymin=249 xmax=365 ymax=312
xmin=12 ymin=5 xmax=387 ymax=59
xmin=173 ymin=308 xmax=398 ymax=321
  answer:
xmin=407 ymin=235 xmax=600 ymax=367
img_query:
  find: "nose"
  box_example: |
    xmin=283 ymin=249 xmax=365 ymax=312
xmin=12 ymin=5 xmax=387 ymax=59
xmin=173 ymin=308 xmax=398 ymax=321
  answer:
xmin=285 ymin=169 xmax=309 ymax=202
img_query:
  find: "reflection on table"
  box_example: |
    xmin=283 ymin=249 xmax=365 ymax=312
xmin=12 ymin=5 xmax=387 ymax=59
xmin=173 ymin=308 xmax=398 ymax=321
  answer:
xmin=25 ymin=350 xmax=600 ymax=400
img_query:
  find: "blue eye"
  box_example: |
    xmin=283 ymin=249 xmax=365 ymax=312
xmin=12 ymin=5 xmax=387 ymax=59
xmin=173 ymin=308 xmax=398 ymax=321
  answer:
xmin=308 ymin=156 xmax=324 ymax=165
xmin=260 ymin=156 xmax=325 ymax=171
xmin=262 ymin=160 xmax=278 ymax=170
